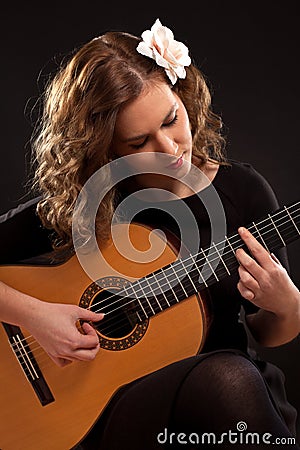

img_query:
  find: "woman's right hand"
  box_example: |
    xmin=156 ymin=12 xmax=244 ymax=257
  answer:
xmin=23 ymin=300 xmax=104 ymax=367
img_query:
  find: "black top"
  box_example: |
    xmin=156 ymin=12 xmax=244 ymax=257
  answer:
xmin=0 ymin=159 xmax=289 ymax=354
xmin=116 ymin=159 xmax=289 ymax=353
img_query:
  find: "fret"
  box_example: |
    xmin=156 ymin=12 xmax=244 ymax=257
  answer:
xmin=179 ymin=259 xmax=198 ymax=293
xmin=135 ymin=279 xmax=156 ymax=315
xmin=126 ymin=200 xmax=300 ymax=320
xmin=212 ymin=242 xmax=231 ymax=276
xmin=136 ymin=311 xmax=143 ymax=322
xmin=152 ymin=269 xmax=178 ymax=307
xmin=151 ymin=272 xmax=171 ymax=308
xmin=158 ymin=267 xmax=180 ymax=303
xmin=123 ymin=284 xmax=149 ymax=319
xmin=252 ymin=222 xmax=270 ymax=252
xmin=142 ymin=277 xmax=164 ymax=312
xmin=284 ymin=206 xmax=300 ymax=236
xmin=189 ymin=252 xmax=208 ymax=287
xmin=201 ymin=248 xmax=219 ymax=282
xmin=169 ymin=263 xmax=188 ymax=298
xmin=271 ymin=204 xmax=300 ymax=247
xmin=225 ymin=235 xmax=237 ymax=257
xmin=268 ymin=213 xmax=286 ymax=246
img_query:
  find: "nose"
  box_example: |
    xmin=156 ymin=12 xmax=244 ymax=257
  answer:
xmin=157 ymin=133 xmax=179 ymax=155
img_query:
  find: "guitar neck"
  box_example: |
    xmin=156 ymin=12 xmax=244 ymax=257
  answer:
xmin=126 ymin=200 xmax=300 ymax=320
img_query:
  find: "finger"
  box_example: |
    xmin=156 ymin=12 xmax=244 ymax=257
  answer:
xmin=238 ymin=265 xmax=260 ymax=292
xmin=237 ymin=280 xmax=255 ymax=301
xmin=75 ymin=308 xmax=104 ymax=336
xmin=236 ymin=247 xmax=263 ymax=281
xmin=238 ymin=227 xmax=274 ymax=269
xmin=50 ymin=355 xmax=73 ymax=367
xmin=73 ymin=346 xmax=100 ymax=362
xmin=77 ymin=322 xmax=100 ymax=348
xmin=81 ymin=322 xmax=100 ymax=341
xmin=81 ymin=321 xmax=97 ymax=334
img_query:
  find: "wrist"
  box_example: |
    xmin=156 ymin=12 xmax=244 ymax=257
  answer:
xmin=272 ymin=288 xmax=300 ymax=325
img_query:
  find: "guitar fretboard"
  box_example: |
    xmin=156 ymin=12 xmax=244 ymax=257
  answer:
xmin=124 ymin=201 xmax=300 ymax=321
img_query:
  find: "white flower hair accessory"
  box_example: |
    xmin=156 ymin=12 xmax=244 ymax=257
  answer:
xmin=136 ymin=18 xmax=191 ymax=85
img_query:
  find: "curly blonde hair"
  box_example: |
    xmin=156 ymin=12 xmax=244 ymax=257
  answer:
xmin=31 ymin=30 xmax=226 ymax=250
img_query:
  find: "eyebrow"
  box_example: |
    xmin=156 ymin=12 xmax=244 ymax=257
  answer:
xmin=121 ymin=102 xmax=178 ymax=143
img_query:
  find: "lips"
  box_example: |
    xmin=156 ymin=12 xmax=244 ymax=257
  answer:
xmin=167 ymin=154 xmax=184 ymax=169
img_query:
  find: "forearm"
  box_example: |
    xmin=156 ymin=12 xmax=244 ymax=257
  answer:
xmin=0 ymin=281 xmax=102 ymax=366
xmin=246 ymin=293 xmax=300 ymax=347
xmin=0 ymin=280 xmax=41 ymax=328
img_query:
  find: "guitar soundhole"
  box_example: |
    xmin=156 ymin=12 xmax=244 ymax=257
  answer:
xmin=90 ymin=288 xmax=137 ymax=339
xmin=80 ymin=277 xmax=148 ymax=351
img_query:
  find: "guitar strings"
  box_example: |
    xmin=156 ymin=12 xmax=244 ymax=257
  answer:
xmin=13 ymin=210 xmax=300 ymax=370
xmin=11 ymin=204 xmax=300 ymax=366
xmin=10 ymin=204 xmax=300 ymax=357
xmin=90 ymin=204 xmax=300 ymax=316
xmin=10 ymin=204 xmax=300 ymax=361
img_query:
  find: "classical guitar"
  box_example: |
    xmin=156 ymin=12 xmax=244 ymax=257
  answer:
xmin=0 ymin=200 xmax=299 ymax=450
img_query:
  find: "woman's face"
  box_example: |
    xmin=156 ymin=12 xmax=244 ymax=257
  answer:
xmin=111 ymin=82 xmax=193 ymax=195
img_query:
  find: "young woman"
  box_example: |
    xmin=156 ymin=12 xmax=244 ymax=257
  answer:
xmin=0 ymin=19 xmax=299 ymax=449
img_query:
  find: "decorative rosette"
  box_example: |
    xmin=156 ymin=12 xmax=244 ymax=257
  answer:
xmin=136 ymin=18 xmax=191 ymax=85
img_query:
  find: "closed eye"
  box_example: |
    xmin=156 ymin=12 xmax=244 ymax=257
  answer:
xmin=131 ymin=137 xmax=148 ymax=149
xmin=130 ymin=113 xmax=178 ymax=149
xmin=162 ymin=113 xmax=178 ymax=127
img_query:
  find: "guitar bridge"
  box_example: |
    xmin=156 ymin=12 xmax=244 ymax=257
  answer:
xmin=2 ymin=322 xmax=54 ymax=406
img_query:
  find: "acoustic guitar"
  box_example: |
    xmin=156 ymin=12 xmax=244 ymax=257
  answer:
xmin=0 ymin=200 xmax=299 ymax=450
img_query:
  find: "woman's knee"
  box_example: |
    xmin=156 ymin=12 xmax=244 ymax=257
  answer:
xmin=177 ymin=352 xmax=269 ymax=404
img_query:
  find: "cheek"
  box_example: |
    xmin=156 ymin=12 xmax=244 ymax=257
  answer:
xmin=116 ymin=152 xmax=159 ymax=175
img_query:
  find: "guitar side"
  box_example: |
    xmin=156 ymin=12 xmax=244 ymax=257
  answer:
xmin=0 ymin=223 xmax=207 ymax=450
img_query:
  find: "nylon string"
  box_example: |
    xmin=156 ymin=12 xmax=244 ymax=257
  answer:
xmin=9 ymin=203 xmax=300 ymax=368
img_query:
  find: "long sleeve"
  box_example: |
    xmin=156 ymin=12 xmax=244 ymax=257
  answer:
xmin=0 ymin=197 xmax=53 ymax=264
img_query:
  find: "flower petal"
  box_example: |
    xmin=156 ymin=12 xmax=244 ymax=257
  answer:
xmin=140 ymin=29 xmax=153 ymax=46
xmin=136 ymin=18 xmax=191 ymax=85
xmin=136 ymin=41 xmax=153 ymax=58
xmin=165 ymin=68 xmax=177 ymax=85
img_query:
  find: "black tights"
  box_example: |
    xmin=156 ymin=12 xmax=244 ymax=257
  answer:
xmin=79 ymin=352 xmax=299 ymax=449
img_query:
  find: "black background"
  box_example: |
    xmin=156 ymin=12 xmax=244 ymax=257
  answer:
xmin=1 ymin=0 xmax=299 ymax=437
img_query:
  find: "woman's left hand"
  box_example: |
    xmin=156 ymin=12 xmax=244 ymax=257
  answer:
xmin=235 ymin=227 xmax=299 ymax=317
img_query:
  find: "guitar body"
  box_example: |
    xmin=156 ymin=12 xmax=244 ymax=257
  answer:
xmin=0 ymin=223 xmax=209 ymax=450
